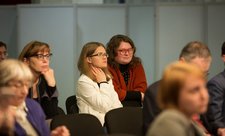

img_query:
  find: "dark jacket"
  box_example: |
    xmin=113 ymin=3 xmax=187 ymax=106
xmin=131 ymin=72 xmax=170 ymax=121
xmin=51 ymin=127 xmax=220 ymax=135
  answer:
xmin=142 ymin=80 xmax=160 ymax=135
xmin=28 ymin=75 xmax=59 ymax=119
xmin=206 ymin=70 xmax=225 ymax=135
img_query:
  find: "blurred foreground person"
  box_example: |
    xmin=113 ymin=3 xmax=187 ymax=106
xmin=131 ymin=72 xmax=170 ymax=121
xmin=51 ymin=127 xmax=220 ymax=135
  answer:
xmin=146 ymin=62 xmax=209 ymax=136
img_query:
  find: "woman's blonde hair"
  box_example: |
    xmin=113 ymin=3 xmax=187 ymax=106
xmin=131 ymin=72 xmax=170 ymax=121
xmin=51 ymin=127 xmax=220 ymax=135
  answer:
xmin=0 ymin=59 xmax=33 ymax=87
xmin=158 ymin=61 xmax=206 ymax=110
xmin=77 ymin=42 xmax=111 ymax=81
xmin=18 ymin=41 xmax=50 ymax=61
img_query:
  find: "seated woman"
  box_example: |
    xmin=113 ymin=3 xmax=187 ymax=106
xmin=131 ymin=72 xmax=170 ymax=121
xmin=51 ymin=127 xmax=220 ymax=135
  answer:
xmin=18 ymin=41 xmax=59 ymax=119
xmin=106 ymin=34 xmax=147 ymax=106
xmin=76 ymin=42 xmax=122 ymax=125
xmin=146 ymin=62 xmax=209 ymax=136
xmin=0 ymin=59 xmax=69 ymax=136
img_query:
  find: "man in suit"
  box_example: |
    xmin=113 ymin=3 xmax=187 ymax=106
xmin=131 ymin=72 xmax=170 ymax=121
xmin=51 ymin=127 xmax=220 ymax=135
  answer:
xmin=206 ymin=42 xmax=225 ymax=136
xmin=143 ymin=41 xmax=212 ymax=135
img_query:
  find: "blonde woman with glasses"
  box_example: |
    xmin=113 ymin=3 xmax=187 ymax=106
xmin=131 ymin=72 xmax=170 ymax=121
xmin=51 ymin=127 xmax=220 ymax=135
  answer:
xmin=18 ymin=41 xmax=59 ymax=119
xmin=76 ymin=42 xmax=122 ymax=125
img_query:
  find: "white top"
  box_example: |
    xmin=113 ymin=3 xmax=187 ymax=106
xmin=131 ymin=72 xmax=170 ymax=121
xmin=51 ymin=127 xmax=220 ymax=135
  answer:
xmin=76 ymin=74 xmax=122 ymax=125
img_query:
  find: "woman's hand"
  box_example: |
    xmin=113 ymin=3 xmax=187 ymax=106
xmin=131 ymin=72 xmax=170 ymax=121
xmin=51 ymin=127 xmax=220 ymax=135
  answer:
xmin=42 ymin=68 xmax=56 ymax=87
xmin=51 ymin=126 xmax=70 ymax=136
xmin=90 ymin=65 xmax=106 ymax=83
xmin=141 ymin=92 xmax=145 ymax=102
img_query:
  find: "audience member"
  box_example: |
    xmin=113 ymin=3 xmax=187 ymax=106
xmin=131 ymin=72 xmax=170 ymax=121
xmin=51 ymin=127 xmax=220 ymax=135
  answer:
xmin=0 ymin=41 xmax=8 ymax=61
xmin=0 ymin=59 xmax=69 ymax=136
xmin=76 ymin=42 xmax=122 ymax=125
xmin=143 ymin=41 xmax=212 ymax=135
xmin=106 ymin=34 xmax=147 ymax=106
xmin=18 ymin=41 xmax=59 ymax=119
xmin=206 ymin=41 xmax=225 ymax=136
xmin=146 ymin=62 xmax=208 ymax=136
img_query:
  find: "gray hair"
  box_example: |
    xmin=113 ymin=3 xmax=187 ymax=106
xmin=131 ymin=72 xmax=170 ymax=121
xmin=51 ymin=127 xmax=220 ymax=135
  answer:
xmin=0 ymin=59 xmax=33 ymax=87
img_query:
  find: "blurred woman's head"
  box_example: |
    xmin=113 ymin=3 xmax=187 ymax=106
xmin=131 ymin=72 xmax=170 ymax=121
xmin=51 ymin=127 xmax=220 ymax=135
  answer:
xmin=158 ymin=62 xmax=208 ymax=117
xmin=78 ymin=42 xmax=111 ymax=81
xmin=0 ymin=59 xmax=33 ymax=106
xmin=18 ymin=41 xmax=52 ymax=74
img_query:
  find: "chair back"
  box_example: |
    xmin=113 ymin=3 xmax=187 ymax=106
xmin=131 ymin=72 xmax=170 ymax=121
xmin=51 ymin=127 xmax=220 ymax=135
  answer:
xmin=105 ymin=107 xmax=143 ymax=136
xmin=65 ymin=95 xmax=79 ymax=114
xmin=51 ymin=114 xmax=105 ymax=136
xmin=57 ymin=106 xmax=65 ymax=115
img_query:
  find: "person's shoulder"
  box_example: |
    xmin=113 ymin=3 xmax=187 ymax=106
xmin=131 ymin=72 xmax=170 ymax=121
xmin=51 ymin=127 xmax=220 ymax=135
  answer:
xmin=26 ymin=98 xmax=39 ymax=105
xmin=208 ymin=71 xmax=225 ymax=84
xmin=155 ymin=109 xmax=190 ymax=126
xmin=25 ymin=98 xmax=43 ymax=111
xmin=78 ymin=74 xmax=92 ymax=82
xmin=146 ymin=80 xmax=160 ymax=95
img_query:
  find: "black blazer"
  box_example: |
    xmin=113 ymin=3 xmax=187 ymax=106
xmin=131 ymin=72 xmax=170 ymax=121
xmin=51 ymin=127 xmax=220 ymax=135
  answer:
xmin=206 ymin=70 xmax=225 ymax=135
xmin=142 ymin=80 xmax=161 ymax=135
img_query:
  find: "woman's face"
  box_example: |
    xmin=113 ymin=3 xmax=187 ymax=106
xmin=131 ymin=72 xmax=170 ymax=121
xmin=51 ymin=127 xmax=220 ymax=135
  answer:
xmin=26 ymin=51 xmax=51 ymax=73
xmin=114 ymin=41 xmax=134 ymax=65
xmin=0 ymin=80 xmax=30 ymax=107
xmin=178 ymin=76 xmax=209 ymax=117
xmin=88 ymin=46 xmax=108 ymax=68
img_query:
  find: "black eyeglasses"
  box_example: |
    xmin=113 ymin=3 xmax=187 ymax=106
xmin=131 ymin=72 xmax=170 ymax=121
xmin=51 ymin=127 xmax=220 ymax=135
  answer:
xmin=31 ymin=53 xmax=52 ymax=60
xmin=89 ymin=52 xmax=108 ymax=58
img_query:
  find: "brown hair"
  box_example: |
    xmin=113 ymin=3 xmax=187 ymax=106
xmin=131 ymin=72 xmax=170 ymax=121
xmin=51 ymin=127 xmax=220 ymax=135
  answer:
xmin=0 ymin=41 xmax=7 ymax=49
xmin=221 ymin=41 xmax=225 ymax=56
xmin=158 ymin=61 xmax=205 ymax=110
xmin=18 ymin=41 xmax=50 ymax=61
xmin=179 ymin=41 xmax=211 ymax=62
xmin=106 ymin=34 xmax=141 ymax=68
xmin=77 ymin=42 xmax=111 ymax=81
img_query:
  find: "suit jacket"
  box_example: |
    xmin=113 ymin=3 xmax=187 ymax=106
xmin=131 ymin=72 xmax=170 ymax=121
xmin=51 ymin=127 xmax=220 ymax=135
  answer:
xmin=206 ymin=70 xmax=225 ymax=135
xmin=76 ymin=74 xmax=122 ymax=125
xmin=108 ymin=63 xmax=147 ymax=101
xmin=146 ymin=109 xmax=205 ymax=136
xmin=15 ymin=98 xmax=50 ymax=136
xmin=142 ymin=80 xmax=160 ymax=135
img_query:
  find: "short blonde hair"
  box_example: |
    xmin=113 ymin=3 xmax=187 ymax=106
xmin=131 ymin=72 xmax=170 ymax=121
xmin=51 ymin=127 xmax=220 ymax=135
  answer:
xmin=158 ymin=61 xmax=205 ymax=110
xmin=0 ymin=59 xmax=33 ymax=87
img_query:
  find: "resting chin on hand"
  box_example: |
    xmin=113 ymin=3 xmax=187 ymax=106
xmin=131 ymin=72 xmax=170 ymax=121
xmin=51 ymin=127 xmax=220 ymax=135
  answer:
xmin=218 ymin=128 xmax=225 ymax=136
xmin=42 ymin=68 xmax=56 ymax=87
xmin=91 ymin=66 xmax=107 ymax=83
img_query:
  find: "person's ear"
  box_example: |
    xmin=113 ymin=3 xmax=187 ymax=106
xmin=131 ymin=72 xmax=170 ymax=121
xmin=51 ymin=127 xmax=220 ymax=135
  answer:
xmin=23 ymin=58 xmax=30 ymax=65
xmin=86 ymin=57 xmax=92 ymax=63
xmin=179 ymin=57 xmax=185 ymax=62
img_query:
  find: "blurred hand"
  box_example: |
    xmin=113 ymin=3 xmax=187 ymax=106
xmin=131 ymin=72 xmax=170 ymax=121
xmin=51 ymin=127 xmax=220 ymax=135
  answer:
xmin=0 ymin=106 xmax=16 ymax=134
xmin=42 ymin=68 xmax=56 ymax=87
xmin=90 ymin=65 xmax=106 ymax=83
xmin=218 ymin=128 xmax=225 ymax=136
xmin=51 ymin=126 xmax=70 ymax=136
